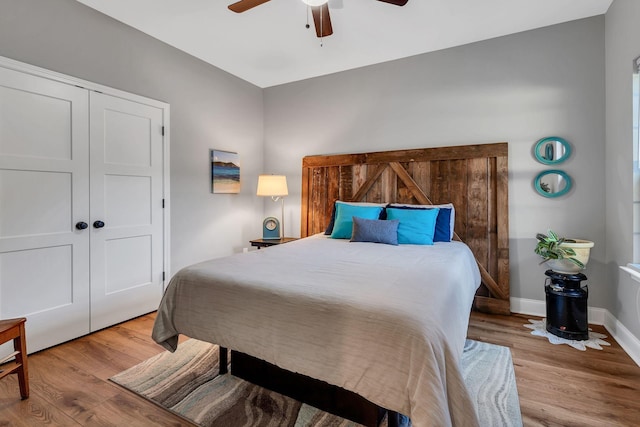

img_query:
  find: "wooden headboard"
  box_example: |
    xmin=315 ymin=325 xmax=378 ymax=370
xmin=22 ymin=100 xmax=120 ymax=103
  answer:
xmin=301 ymin=143 xmax=510 ymax=315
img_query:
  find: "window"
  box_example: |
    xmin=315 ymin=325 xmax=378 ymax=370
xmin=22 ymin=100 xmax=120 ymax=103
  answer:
xmin=633 ymin=56 xmax=640 ymax=263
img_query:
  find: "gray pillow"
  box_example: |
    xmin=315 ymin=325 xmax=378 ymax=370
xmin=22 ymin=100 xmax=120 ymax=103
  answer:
xmin=350 ymin=217 xmax=399 ymax=245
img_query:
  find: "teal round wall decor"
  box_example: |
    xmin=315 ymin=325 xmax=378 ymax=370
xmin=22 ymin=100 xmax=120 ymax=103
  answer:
xmin=534 ymin=137 xmax=571 ymax=165
xmin=534 ymin=170 xmax=572 ymax=197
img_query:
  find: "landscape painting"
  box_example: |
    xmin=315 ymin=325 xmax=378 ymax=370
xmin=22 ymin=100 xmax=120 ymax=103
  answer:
xmin=211 ymin=149 xmax=240 ymax=194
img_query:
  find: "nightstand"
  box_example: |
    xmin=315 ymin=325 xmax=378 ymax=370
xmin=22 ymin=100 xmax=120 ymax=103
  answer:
xmin=250 ymin=237 xmax=298 ymax=249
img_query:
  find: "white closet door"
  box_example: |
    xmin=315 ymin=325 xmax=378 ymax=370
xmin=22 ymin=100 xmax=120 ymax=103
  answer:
xmin=0 ymin=67 xmax=90 ymax=353
xmin=89 ymin=92 xmax=165 ymax=331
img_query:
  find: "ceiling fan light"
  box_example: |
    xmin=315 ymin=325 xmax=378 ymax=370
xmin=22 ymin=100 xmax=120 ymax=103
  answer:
xmin=301 ymin=0 xmax=328 ymax=6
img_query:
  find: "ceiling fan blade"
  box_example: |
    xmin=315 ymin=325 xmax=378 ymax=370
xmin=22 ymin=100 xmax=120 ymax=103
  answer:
xmin=228 ymin=0 xmax=271 ymax=13
xmin=377 ymin=0 xmax=408 ymax=5
xmin=311 ymin=4 xmax=333 ymax=38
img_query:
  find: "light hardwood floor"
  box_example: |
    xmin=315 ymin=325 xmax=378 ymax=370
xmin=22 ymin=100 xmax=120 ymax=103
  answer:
xmin=0 ymin=312 xmax=639 ymax=426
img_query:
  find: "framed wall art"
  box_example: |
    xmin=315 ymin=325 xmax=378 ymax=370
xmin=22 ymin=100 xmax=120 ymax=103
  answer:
xmin=211 ymin=149 xmax=240 ymax=194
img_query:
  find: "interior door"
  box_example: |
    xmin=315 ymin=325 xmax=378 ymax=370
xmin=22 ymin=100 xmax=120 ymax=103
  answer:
xmin=0 ymin=66 xmax=90 ymax=354
xmin=89 ymin=92 xmax=165 ymax=331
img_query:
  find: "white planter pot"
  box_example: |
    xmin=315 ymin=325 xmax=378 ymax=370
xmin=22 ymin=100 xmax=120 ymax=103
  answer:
xmin=544 ymin=239 xmax=594 ymax=274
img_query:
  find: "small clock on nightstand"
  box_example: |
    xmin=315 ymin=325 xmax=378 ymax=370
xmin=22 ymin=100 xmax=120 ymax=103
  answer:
xmin=262 ymin=216 xmax=280 ymax=239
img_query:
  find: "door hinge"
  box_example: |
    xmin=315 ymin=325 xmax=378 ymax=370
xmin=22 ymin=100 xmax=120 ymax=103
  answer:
xmin=163 ymin=271 xmax=165 ymax=281
xmin=162 ymin=199 xmax=165 ymax=208
xmin=161 ymin=126 xmax=165 ymax=136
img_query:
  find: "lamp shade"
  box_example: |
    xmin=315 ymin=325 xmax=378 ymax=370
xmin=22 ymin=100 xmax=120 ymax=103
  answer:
xmin=257 ymin=175 xmax=288 ymax=197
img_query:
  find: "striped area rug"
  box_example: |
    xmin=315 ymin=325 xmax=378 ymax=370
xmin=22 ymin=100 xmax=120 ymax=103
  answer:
xmin=111 ymin=339 xmax=522 ymax=427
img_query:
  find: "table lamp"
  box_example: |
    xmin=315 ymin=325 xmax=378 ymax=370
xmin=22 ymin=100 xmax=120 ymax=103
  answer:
xmin=257 ymin=175 xmax=288 ymax=239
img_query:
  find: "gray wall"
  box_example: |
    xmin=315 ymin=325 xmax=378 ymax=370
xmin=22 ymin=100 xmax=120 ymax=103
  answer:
xmin=0 ymin=0 xmax=621 ymax=319
xmin=0 ymin=0 xmax=265 ymax=275
xmin=264 ymin=17 xmax=608 ymax=307
xmin=605 ymin=0 xmax=640 ymax=339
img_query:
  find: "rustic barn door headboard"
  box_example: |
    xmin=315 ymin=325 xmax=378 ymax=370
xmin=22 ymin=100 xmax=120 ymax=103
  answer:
xmin=301 ymin=143 xmax=510 ymax=315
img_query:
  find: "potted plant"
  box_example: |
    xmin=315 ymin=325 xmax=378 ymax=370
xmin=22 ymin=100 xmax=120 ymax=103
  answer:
xmin=534 ymin=230 xmax=594 ymax=274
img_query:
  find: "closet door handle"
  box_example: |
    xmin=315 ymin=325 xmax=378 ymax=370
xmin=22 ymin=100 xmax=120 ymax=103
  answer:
xmin=75 ymin=221 xmax=88 ymax=230
xmin=93 ymin=220 xmax=105 ymax=229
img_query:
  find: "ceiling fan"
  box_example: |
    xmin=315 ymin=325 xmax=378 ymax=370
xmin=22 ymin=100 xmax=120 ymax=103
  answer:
xmin=228 ymin=0 xmax=409 ymax=38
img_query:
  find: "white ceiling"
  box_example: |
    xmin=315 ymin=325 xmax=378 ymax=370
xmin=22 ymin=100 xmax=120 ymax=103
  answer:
xmin=75 ymin=0 xmax=612 ymax=88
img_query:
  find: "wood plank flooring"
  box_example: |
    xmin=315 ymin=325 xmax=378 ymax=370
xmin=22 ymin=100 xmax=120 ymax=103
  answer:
xmin=0 ymin=311 xmax=639 ymax=426
xmin=467 ymin=312 xmax=640 ymax=427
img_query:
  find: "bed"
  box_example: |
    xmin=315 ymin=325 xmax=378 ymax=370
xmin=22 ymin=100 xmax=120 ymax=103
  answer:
xmin=152 ymin=143 xmax=510 ymax=427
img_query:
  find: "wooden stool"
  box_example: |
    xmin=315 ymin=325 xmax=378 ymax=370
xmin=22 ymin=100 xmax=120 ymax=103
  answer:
xmin=0 ymin=318 xmax=29 ymax=399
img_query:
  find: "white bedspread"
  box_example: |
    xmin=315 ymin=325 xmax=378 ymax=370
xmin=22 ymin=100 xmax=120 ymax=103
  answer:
xmin=152 ymin=235 xmax=481 ymax=427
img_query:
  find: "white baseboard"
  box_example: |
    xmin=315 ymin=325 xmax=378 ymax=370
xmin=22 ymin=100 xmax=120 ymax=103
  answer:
xmin=509 ymin=297 xmax=546 ymax=318
xmin=603 ymin=311 xmax=640 ymax=367
xmin=510 ymin=297 xmax=640 ymax=367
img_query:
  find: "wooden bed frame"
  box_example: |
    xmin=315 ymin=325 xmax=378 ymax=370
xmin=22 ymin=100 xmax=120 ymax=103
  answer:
xmin=228 ymin=143 xmax=510 ymax=426
xmin=301 ymin=142 xmax=510 ymax=315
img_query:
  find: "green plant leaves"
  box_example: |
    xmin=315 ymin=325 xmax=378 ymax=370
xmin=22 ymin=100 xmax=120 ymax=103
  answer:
xmin=534 ymin=229 xmax=584 ymax=268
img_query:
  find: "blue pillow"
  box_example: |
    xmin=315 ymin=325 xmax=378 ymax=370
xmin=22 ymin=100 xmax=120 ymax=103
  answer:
xmin=325 ymin=201 xmax=386 ymax=235
xmin=387 ymin=204 xmax=453 ymax=242
xmin=350 ymin=217 xmax=399 ymax=245
xmin=434 ymin=207 xmax=452 ymax=242
xmin=330 ymin=204 xmax=384 ymax=239
xmin=324 ymin=203 xmax=337 ymax=235
xmin=385 ymin=207 xmax=439 ymax=245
